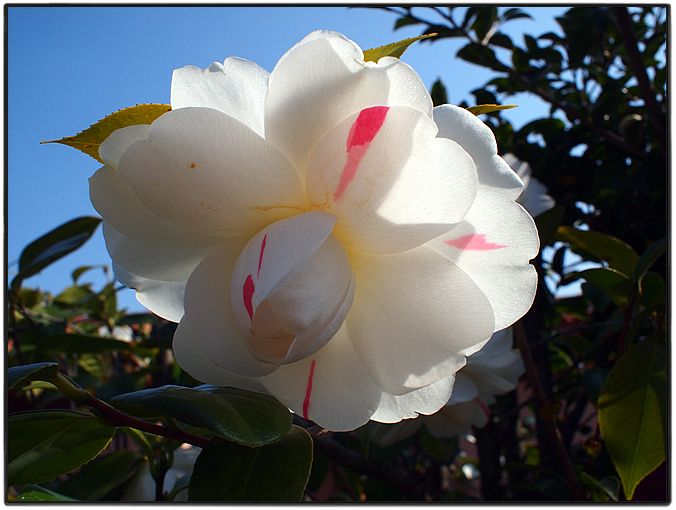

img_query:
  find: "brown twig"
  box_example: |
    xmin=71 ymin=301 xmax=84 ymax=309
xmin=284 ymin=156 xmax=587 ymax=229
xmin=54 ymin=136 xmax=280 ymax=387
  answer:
xmin=50 ymin=372 xmax=209 ymax=448
xmin=612 ymin=7 xmax=666 ymax=152
xmin=514 ymin=321 xmax=585 ymax=500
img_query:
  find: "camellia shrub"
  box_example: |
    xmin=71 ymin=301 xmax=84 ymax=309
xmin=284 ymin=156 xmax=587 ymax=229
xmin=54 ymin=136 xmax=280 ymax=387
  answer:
xmin=7 ymin=6 xmax=666 ymax=502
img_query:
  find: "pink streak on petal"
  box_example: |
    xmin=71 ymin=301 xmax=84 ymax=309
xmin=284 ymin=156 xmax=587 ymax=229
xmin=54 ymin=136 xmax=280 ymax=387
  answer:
xmin=445 ymin=234 xmax=507 ymax=251
xmin=334 ymin=106 xmax=389 ymax=201
xmin=475 ymin=396 xmax=491 ymax=420
xmin=302 ymin=359 xmax=317 ymax=420
xmin=257 ymin=234 xmax=267 ymax=278
xmin=243 ymin=274 xmax=255 ymax=321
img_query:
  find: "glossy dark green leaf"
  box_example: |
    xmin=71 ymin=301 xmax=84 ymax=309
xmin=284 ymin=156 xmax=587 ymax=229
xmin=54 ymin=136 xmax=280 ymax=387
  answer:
xmin=15 ymin=485 xmax=77 ymax=502
xmin=188 ymin=426 xmax=312 ymax=502
xmin=111 ymin=385 xmax=291 ymax=447
xmin=598 ymin=339 xmax=666 ymax=500
xmin=8 ymin=410 xmax=115 ymax=485
xmin=8 ymin=362 xmax=59 ymax=390
xmin=59 ymin=451 xmax=144 ymax=501
xmin=564 ymin=267 xmax=633 ymax=307
xmin=633 ymin=238 xmax=666 ymax=284
xmin=556 ymin=226 xmax=639 ymax=277
xmin=363 ymin=33 xmax=436 ymax=62
xmin=535 ymin=205 xmax=565 ymax=247
xmin=43 ymin=104 xmax=170 ymax=163
xmin=12 ymin=217 xmax=101 ymax=289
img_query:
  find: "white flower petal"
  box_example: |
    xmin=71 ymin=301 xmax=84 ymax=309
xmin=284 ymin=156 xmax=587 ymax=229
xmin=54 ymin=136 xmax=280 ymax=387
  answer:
xmin=433 ymin=105 xmax=523 ymax=198
xmin=265 ymin=30 xmax=433 ymax=170
xmin=466 ymin=328 xmax=516 ymax=368
xmin=90 ymin=165 xmax=219 ymax=247
xmin=306 ymin=106 xmax=477 ymax=253
xmin=173 ymin=238 xmax=277 ymax=378
xmin=519 ymin=176 xmax=556 ymax=217
xmin=230 ymin=212 xmax=354 ymax=364
xmin=429 ymin=189 xmax=539 ymax=332
xmin=99 ymin=124 xmax=150 ymax=168
xmin=503 ymin=153 xmax=556 ymax=217
xmin=112 ymin=263 xmax=186 ymax=322
xmin=446 ymin=372 xmax=479 ymax=405
xmin=118 ymin=107 xmax=304 ymax=238
xmin=371 ymin=376 xmax=456 ymax=423
xmin=171 ymin=57 xmax=268 ymax=136
xmin=347 ymin=246 xmax=494 ymax=394
xmin=260 ymin=324 xmax=382 ymax=431
xmin=103 ymin=223 xmax=208 ymax=282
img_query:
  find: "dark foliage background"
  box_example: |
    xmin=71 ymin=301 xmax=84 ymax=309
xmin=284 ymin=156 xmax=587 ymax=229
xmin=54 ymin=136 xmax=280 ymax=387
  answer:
xmin=7 ymin=6 xmax=667 ymax=502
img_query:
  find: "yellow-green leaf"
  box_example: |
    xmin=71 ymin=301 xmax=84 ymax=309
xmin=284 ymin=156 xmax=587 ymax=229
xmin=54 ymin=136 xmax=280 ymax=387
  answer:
xmin=363 ymin=33 xmax=437 ymax=62
xmin=466 ymin=104 xmax=517 ymax=115
xmin=598 ymin=338 xmax=666 ymax=500
xmin=43 ymin=104 xmax=171 ymax=163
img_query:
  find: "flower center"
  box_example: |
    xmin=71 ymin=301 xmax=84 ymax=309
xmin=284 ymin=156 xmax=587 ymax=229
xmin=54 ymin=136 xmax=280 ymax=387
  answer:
xmin=230 ymin=212 xmax=354 ymax=365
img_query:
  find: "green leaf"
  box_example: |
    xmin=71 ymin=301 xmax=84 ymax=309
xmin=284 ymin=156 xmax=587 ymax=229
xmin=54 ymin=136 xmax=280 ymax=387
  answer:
xmin=580 ymin=472 xmax=619 ymax=501
xmin=8 ymin=362 xmax=59 ymax=390
xmin=555 ymin=226 xmax=639 ymax=277
xmin=30 ymin=334 xmax=133 ymax=354
xmin=467 ymin=104 xmax=517 ymax=115
xmin=15 ymin=485 xmax=77 ymax=502
xmin=71 ymin=264 xmax=101 ymax=283
xmin=78 ymin=353 xmax=105 ymax=378
xmin=564 ymin=267 xmax=633 ymax=307
xmin=111 ymin=385 xmax=291 ymax=447
xmin=639 ymin=272 xmax=665 ymax=310
xmin=123 ymin=427 xmax=155 ymax=460
xmin=43 ymin=103 xmax=170 ymax=163
xmin=501 ymin=7 xmax=533 ymax=22
xmin=11 ymin=217 xmax=101 ymax=289
xmin=393 ymin=16 xmax=421 ymax=30
xmin=535 ymin=205 xmax=565 ymax=246
xmin=430 ymin=78 xmax=448 ymax=107
xmin=457 ymin=42 xmax=510 ymax=71
xmin=8 ymin=410 xmax=116 ymax=485
xmin=633 ymin=238 xmax=666 ymax=284
xmin=167 ymin=474 xmax=192 ymax=502
xmin=598 ymin=339 xmax=666 ymax=500
xmin=59 ymin=451 xmax=144 ymax=501
xmin=188 ymin=426 xmax=312 ymax=501
xmin=54 ymin=285 xmax=96 ymax=306
xmin=363 ymin=33 xmax=437 ymax=62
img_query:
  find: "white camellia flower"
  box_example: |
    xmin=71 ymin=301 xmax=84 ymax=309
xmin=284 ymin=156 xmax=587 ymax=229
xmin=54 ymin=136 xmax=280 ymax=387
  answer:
xmin=89 ymin=31 xmax=539 ymax=431
xmin=503 ymin=153 xmax=555 ymax=217
xmin=375 ymin=328 xmax=524 ymax=445
xmin=97 ymin=324 xmax=134 ymax=342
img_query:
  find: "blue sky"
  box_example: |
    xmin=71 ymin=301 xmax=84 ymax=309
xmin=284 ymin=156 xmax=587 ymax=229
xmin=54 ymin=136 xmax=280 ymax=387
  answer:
xmin=8 ymin=6 xmax=568 ymax=312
